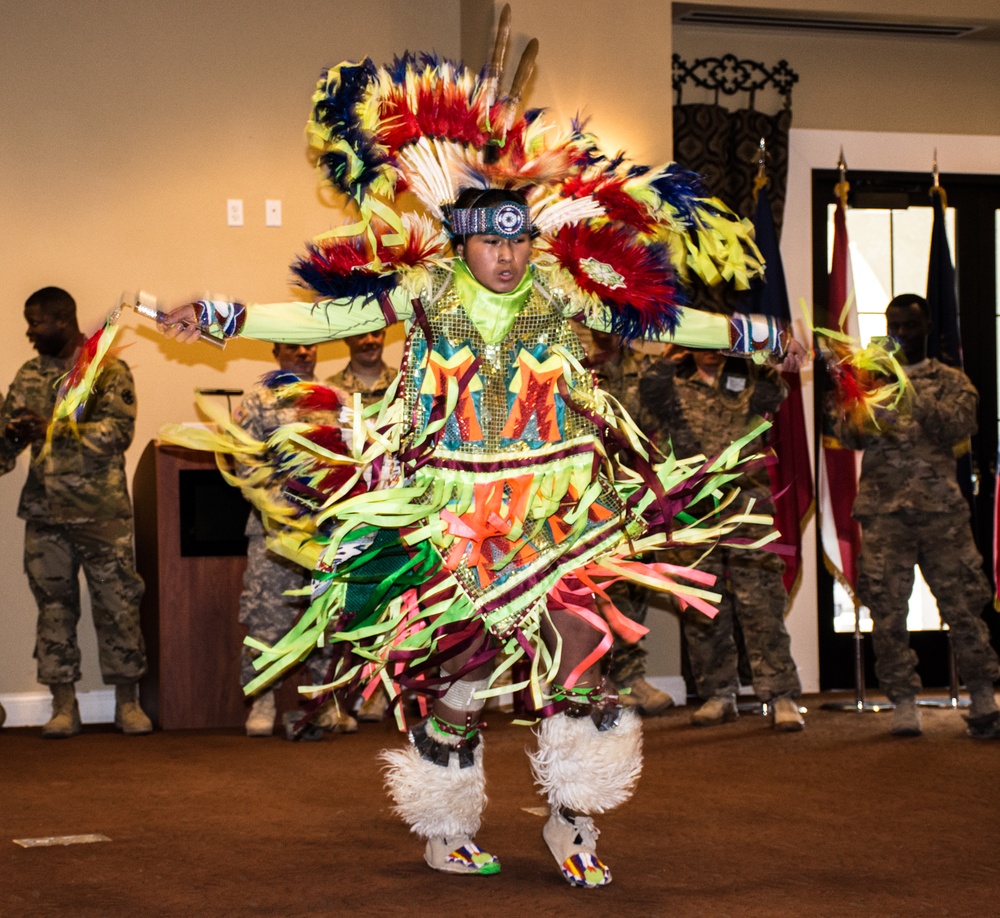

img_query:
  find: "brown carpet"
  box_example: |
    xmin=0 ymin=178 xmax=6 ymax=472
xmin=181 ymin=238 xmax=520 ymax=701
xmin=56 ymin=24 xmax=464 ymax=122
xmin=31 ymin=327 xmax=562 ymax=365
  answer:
xmin=4 ymin=693 xmax=999 ymax=918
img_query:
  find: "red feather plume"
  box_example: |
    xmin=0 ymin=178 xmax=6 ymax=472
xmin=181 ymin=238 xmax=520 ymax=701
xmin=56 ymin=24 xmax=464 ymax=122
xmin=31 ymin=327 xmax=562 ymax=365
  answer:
xmin=545 ymin=223 xmax=681 ymax=334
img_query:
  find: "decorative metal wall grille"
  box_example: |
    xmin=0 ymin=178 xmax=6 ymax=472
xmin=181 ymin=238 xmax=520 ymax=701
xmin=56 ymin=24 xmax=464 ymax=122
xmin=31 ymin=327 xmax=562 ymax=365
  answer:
xmin=672 ymin=54 xmax=798 ymax=109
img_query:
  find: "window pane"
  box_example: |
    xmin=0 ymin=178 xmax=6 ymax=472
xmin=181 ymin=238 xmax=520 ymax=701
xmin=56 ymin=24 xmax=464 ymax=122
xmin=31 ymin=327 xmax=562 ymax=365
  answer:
xmin=827 ymin=204 xmax=956 ymax=345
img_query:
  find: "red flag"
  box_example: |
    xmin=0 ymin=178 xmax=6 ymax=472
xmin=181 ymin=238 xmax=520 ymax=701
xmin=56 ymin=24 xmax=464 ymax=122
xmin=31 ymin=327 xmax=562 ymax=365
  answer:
xmin=819 ymin=188 xmax=862 ymax=595
xmin=748 ymin=186 xmax=814 ymax=593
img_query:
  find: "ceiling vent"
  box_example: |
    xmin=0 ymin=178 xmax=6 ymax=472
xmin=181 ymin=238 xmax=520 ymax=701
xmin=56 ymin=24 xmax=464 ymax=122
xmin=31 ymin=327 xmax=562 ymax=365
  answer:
xmin=674 ymin=8 xmax=984 ymax=40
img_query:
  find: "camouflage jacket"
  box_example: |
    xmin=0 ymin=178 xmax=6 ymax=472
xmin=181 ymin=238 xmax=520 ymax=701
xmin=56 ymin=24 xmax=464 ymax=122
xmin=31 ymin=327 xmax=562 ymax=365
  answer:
xmin=325 ymin=362 xmax=398 ymax=408
xmin=235 ymin=372 xmax=341 ymax=535
xmin=834 ymin=357 xmax=977 ymax=516
xmin=640 ymin=358 xmax=787 ymax=507
xmin=589 ymin=348 xmax=655 ymax=436
xmin=0 ymin=354 xmax=136 ymax=523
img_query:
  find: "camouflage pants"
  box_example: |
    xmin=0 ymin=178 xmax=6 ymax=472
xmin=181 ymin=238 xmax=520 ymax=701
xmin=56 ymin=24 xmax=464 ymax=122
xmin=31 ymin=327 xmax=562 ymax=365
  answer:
xmin=606 ymin=580 xmax=650 ymax=685
xmin=677 ymin=543 xmax=800 ymax=701
xmin=857 ymin=509 xmax=1000 ymax=701
xmin=240 ymin=531 xmax=333 ymax=687
xmin=25 ymin=518 xmax=147 ymax=685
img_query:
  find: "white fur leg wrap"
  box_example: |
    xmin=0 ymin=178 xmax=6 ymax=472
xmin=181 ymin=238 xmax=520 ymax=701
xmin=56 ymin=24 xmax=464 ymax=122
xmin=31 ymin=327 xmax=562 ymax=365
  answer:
xmin=379 ymin=741 xmax=487 ymax=840
xmin=529 ymin=708 xmax=642 ymax=815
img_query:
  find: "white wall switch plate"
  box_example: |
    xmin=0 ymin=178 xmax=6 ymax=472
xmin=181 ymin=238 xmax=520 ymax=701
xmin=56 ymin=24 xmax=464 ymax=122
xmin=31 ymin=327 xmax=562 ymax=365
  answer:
xmin=265 ymin=199 xmax=282 ymax=227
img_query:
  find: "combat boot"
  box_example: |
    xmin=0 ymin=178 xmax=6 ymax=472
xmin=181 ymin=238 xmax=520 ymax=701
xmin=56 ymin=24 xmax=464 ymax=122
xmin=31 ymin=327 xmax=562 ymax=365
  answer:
xmin=771 ymin=695 xmax=805 ymax=732
xmin=618 ymin=676 xmax=673 ymax=716
xmin=245 ymin=690 xmax=276 ymax=737
xmin=114 ymin=683 xmax=153 ymax=735
xmin=690 ymin=693 xmax=738 ymax=727
xmin=357 ymin=688 xmax=390 ymax=723
xmin=964 ymin=681 xmax=1000 ymax=739
xmin=42 ymin=683 xmax=82 ymax=739
xmin=314 ymin=698 xmax=358 ymax=734
xmin=967 ymin=681 xmax=999 ymax=720
xmin=891 ymin=696 xmax=922 ymax=736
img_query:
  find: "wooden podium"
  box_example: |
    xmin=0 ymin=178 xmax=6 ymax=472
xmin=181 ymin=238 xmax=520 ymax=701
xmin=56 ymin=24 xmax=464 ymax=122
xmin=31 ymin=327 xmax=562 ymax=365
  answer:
xmin=134 ymin=441 xmax=250 ymax=729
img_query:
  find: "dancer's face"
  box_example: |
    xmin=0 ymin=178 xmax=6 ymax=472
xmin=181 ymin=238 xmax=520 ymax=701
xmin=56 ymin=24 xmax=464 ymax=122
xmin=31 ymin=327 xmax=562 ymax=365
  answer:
xmin=457 ymin=232 xmax=532 ymax=294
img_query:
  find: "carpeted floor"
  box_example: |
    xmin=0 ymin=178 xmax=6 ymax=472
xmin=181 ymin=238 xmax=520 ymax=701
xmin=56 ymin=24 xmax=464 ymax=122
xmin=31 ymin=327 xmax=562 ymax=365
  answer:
xmin=4 ymin=693 xmax=999 ymax=918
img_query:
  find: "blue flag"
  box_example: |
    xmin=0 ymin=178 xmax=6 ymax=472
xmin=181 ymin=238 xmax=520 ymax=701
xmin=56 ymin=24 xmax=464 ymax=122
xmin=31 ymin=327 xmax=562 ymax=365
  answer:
xmin=749 ymin=185 xmax=789 ymax=321
xmin=925 ymin=189 xmax=963 ymax=367
xmin=747 ymin=185 xmax=814 ymax=593
xmin=926 ymin=186 xmax=975 ymax=511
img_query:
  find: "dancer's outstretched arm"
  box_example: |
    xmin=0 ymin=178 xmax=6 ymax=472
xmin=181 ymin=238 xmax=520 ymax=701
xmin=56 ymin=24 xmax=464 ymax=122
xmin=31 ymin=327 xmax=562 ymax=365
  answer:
xmin=157 ymin=287 xmax=417 ymax=345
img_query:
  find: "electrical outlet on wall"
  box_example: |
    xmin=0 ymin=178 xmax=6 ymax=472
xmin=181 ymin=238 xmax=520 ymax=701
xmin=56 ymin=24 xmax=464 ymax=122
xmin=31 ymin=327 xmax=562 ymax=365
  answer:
xmin=227 ymin=199 xmax=244 ymax=227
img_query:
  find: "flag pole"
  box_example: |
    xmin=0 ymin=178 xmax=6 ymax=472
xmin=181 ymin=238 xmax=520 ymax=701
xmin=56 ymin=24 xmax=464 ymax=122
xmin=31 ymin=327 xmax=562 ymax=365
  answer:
xmin=737 ymin=137 xmax=776 ymax=719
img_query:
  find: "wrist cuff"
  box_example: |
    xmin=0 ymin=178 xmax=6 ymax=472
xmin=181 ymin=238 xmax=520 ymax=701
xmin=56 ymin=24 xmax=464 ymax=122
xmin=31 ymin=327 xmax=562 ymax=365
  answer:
xmin=728 ymin=314 xmax=788 ymax=358
xmin=194 ymin=300 xmax=246 ymax=338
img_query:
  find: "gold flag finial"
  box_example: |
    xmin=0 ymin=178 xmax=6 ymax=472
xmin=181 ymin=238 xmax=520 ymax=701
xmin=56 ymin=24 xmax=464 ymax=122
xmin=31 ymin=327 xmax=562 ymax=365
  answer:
xmin=756 ymin=137 xmax=767 ymax=178
xmin=751 ymin=137 xmax=768 ymax=203
xmin=835 ymin=147 xmax=850 ymax=209
xmin=930 ymin=148 xmax=947 ymax=208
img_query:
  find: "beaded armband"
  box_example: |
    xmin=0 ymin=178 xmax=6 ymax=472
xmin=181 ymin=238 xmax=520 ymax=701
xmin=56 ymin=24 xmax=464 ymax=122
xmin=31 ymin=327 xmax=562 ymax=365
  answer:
xmin=727 ymin=313 xmax=789 ymax=362
xmin=194 ymin=300 xmax=246 ymax=338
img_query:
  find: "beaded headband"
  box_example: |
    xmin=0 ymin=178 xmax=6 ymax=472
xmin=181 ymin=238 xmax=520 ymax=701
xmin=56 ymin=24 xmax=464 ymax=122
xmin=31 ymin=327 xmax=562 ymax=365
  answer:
xmin=447 ymin=201 xmax=532 ymax=239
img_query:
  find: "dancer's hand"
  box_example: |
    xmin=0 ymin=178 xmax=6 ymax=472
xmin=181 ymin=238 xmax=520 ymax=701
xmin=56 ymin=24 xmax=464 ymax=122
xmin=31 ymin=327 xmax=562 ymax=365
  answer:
xmin=157 ymin=304 xmax=203 ymax=343
xmin=776 ymin=337 xmax=808 ymax=374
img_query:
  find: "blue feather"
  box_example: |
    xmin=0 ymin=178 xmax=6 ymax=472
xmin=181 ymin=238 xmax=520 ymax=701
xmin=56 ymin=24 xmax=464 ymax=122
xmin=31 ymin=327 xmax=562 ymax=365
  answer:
xmin=291 ymin=253 xmax=400 ymax=302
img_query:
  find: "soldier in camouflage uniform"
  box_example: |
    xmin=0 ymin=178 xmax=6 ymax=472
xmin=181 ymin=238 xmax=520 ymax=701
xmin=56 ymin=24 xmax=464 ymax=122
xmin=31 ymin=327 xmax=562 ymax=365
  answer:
xmin=0 ymin=287 xmax=150 ymax=738
xmin=640 ymin=345 xmax=804 ymax=731
xmin=325 ymin=328 xmax=398 ymax=408
xmin=237 ymin=342 xmax=353 ymax=739
xmin=834 ymin=294 xmax=1000 ymax=739
xmin=585 ymin=328 xmax=674 ymax=716
xmin=325 ymin=328 xmax=399 ymax=722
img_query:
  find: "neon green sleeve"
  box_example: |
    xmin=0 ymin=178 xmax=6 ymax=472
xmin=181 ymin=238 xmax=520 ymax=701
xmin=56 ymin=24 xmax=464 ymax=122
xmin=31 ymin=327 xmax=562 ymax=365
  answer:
xmin=582 ymin=305 xmax=787 ymax=355
xmin=239 ymin=287 xmax=416 ymax=344
xmin=652 ymin=307 xmax=731 ymax=349
xmin=582 ymin=305 xmax=730 ymax=349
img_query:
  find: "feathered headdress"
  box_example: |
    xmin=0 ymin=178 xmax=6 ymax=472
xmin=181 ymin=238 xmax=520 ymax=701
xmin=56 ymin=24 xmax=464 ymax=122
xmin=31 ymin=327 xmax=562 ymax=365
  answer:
xmin=295 ymin=4 xmax=763 ymax=342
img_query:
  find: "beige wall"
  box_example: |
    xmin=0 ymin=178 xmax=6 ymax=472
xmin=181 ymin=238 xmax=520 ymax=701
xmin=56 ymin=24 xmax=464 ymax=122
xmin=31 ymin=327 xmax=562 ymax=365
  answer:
xmin=2 ymin=0 xmax=999 ymax=701
xmin=674 ymin=22 xmax=1000 ymax=134
xmin=503 ymin=0 xmax=675 ymax=164
xmin=0 ymin=0 xmax=466 ymax=696
xmin=0 ymin=0 xmax=680 ymax=699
